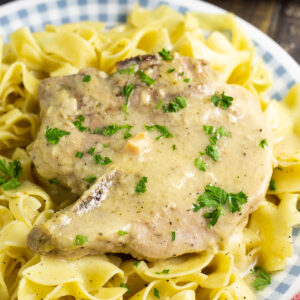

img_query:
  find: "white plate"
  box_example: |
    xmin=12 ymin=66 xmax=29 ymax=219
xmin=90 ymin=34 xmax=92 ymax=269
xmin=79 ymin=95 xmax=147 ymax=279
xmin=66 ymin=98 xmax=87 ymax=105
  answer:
xmin=0 ymin=0 xmax=299 ymax=299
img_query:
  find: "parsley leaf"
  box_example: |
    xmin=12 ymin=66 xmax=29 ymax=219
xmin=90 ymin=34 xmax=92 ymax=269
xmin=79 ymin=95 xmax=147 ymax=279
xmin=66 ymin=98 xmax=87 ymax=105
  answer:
xmin=87 ymin=147 xmax=95 ymax=154
xmin=121 ymin=84 xmax=134 ymax=114
xmin=194 ymin=158 xmax=207 ymax=171
xmin=154 ymin=288 xmax=160 ymax=299
xmin=167 ymin=68 xmax=175 ymax=73
xmin=251 ymin=266 xmax=271 ymax=290
xmin=75 ymin=151 xmax=84 ymax=158
xmin=45 ymin=126 xmax=70 ymax=144
xmin=203 ymin=125 xmax=214 ymax=135
xmin=0 ymin=160 xmax=22 ymax=191
xmin=269 ymin=179 xmax=276 ymax=191
xmin=118 ymin=230 xmax=128 ymax=236
xmin=162 ymin=96 xmax=187 ymax=113
xmin=210 ymin=92 xmax=234 ymax=109
xmin=102 ymin=124 xmax=132 ymax=139
xmin=159 ymin=48 xmax=173 ymax=61
xmin=138 ymin=70 xmax=155 ymax=86
xmin=145 ymin=125 xmax=173 ymax=140
xmin=120 ymin=283 xmax=130 ymax=293
xmin=135 ymin=260 xmax=141 ymax=267
xmin=171 ymin=231 xmax=175 ymax=242
xmin=193 ymin=185 xmax=248 ymax=227
xmin=118 ymin=65 xmax=135 ymax=75
xmin=82 ymin=75 xmax=91 ymax=82
xmin=184 ymin=78 xmax=190 ymax=83
xmin=259 ymin=139 xmax=268 ymax=149
xmin=135 ymin=176 xmax=147 ymax=194
xmin=155 ymin=100 xmax=163 ymax=110
xmin=94 ymin=154 xmax=112 ymax=165
xmin=73 ymin=235 xmax=88 ymax=246
xmin=172 ymin=144 xmax=176 ymax=150
xmin=2 ymin=178 xmax=21 ymax=191
xmin=48 ymin=178 xmax=59 ymax=185
xmin=205 ymin=144 xmax=220 ymax=162
xmin=156 ymin=269 xmax=170 ymax=274
xmin=84 ymin=174 xmax=96 ymax=184
xmin=178 ymin=71 xmax=184 ymax=76
xmin=73 ymin=115 xmax=88 ymax=132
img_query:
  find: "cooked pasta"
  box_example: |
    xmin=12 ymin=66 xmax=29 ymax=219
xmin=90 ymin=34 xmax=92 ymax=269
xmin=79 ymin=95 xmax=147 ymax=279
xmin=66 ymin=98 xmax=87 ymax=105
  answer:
xmin=0 ymin=4 xmax=299 ymax=300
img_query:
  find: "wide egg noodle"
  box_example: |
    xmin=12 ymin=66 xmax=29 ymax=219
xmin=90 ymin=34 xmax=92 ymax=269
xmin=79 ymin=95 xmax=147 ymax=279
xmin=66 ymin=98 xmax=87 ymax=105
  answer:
xmin=0 ymin=4 xmax=298 ymax=299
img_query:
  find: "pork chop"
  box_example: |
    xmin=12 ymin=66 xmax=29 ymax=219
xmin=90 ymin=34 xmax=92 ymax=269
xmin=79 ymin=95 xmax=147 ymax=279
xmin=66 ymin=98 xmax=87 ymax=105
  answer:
xmin=27 ymin=54 xmax=273 ymax=261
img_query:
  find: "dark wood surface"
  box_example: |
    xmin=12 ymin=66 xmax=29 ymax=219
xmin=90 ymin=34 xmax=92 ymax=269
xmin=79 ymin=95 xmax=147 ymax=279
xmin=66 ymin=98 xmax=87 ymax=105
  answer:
xmin=0 ymin=0 xmax=299 ymax=63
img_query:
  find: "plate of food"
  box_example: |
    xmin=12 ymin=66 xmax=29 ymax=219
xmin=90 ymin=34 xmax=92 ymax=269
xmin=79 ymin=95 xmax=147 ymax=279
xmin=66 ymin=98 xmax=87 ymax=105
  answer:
xmin=0 ymin=0 xmax=299 ymax=299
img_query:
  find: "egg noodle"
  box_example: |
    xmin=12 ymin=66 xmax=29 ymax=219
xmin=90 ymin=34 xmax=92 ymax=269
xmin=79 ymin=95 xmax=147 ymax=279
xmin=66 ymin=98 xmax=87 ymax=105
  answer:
xmin=0 ymin=4 xmax=299 ymax=300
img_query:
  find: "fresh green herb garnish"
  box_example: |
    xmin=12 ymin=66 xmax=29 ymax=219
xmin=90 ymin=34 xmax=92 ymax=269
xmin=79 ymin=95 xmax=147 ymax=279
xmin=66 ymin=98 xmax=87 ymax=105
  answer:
xmin=84 ymin=174 xmax=96 ymax=184
xmin=145 ymin=125 xmax=173 ymax=140
xmin=269 ymin=179 xmax=276 ymax=191
xmin=135 ymin=176 xmax=147 ymax=194
xmin=45 ymin=126 xmax=70 ymax=144
xmin=178 ymin=71 xmax=184 ymax=76
xmin=172 ymin=144 xmax=176 ymax=150
xmin=156 ymin=269 xmax=170 ymax=274
xmin=135 ymin=260 xmax=141 ymax=267
xmin=121 ymin=84 xmax=134 ymax=114
xmin=87 ymin=147 xmax=95 ymax=154
xmin=118 ymin=65 xmax=135 ymax=75
xmin=75 ymin=151 xmax=84 ymax=158
xmin=102 ymin=124 xmax=133 ymax=139
xmin=138 ymin=70 xmax=155 ymax=86
xmin=73 ymin=235 xmax=88 ymax=246
xmin=251 ymin=266 xmax=271 ymax=290
xmin=120 ymin=283 xmax=130 ymax=293
xmin=162 ymin=96 xmax=187 ymax=113
xmin=49 ymin=178 xmax=59 ymax=185
xmin=82 ymin=74 xmax=91 ymax=82
xmin=93 ymin=127 xmax=101 ymax=134
xmin=0 ymin=160 xmax=22 ymax=191
xmin=203 ymin=125 xmax=214 ymax=135
xmin=94 ymin=154 xmax=112 ymax=165
xmin=259 ymin=139 xmax=268 ymax=149
xmin=210 ymin=92 xmax=234 ymax=109
xmin=118 ymin=230 xmax=128 ymax=236
xmin=103 ymin=144 xmax=109 ymax=148
xmin=167 ymin=68 xmax=175 ymax=73
xmin=193 ymin=185 xmax=248 ymax=227
xmin=205 ymin=144 xmax=220 ymax=162
xmin=184 ymin=78 xmax=190 ymax=83
xmin=154 ymin=288 xmax=160 ymax=299
xmin=155 ymin=100 xmax=163 ymax=110
xmin=73 ymin=115 xmax=88 ymax=132
xmin=171 ymin=231 xmax=175 ymax=242
xmin=194 ymin=158 xmax=207 ymax=171
xmin=159 ymin=48 xmax=173 ymax=61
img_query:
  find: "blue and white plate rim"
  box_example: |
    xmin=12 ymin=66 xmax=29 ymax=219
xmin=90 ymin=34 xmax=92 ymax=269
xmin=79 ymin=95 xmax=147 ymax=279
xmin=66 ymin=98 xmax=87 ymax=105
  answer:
xmin=0 ymin=0 xmax=299 ymax=299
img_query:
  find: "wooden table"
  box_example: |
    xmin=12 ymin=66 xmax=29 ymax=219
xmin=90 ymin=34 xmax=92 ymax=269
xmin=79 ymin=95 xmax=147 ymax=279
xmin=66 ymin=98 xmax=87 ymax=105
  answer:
xmin=0 ymin=0 xmax=299 ymax=63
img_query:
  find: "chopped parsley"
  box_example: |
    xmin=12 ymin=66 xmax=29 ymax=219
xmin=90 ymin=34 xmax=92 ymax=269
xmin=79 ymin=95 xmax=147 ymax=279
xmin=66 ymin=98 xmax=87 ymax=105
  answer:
xmin=102 ymin=124 xmax=133 ymax=139
xmin=259 ymin=139 xmax=268 ymax=149
xmin=121 ymin=84 xmax=134 ymax=114
xmin=193 ymin=185 xmax=248 ymax=227
xmin=45 ymin=126 xmax=70 ymax=144
xmin=184 ymin=78 xmax=190 ymax=83
xmin=135 ymin=260 xmax=141 ymax=267
xmin=49 ymin=178 xmax=59 ymax=185
xmin=159 ymin=48 xmax=173 ymax=61
xmin=154 ymin=288 xmax=160 ymax=299
xmin=162 ymin=96 xmax=187 ymax=113
xmin=120 ymin=283 xmax=130 ymax=293
xmin=205 ymin=144 xmax=220 ymax=162
xmin=84 ymin=174 xmax=96 ymax=184
xmin=171 ymin=231 xmax=176 ymax=242
xmin=137 ymin=70 xmax=155 ymax=86
xmin=73 ymin=115 xmax=88 ymax=132
xmin=156 ymin=269 xmax=170 ymax=274
xmin=118 ymin=230 xmax=128 ymax=236
xmin=87 ymin=147 xmax=95 ymax=154
xmin=269 ymin=179 xmax=276 ymax=191
xmin=178 ymin=71 xmax=184 ymax=76
xmin=155 ymin=100 xmax=163 ymax=110
xmin=118 ymin=65 xmax=136 ymax=75
xmin=135 ymin=176 xmax=147 ymax=194
xmin=172 ymin=144 xmax=176 ymax=150
xmin=93 ymin=128 xmax=101 ymax=134
xmin=145 ymin=124 xmax=173 ymax=140
xmin=73 ymin=235 xmax=88 ymax=246
xmin=103 ymin=144 xmax=109 ymax=148
xmin=203 ymin=125 xmax=214 ymax=135
xmin=75 ymin=151 xmax=84 ymax=158
xmin=194 ymin=158 xmax=207 ymax=171
xmin=0 ymin=159 xmax=22 ymax=191
xmin=82 ymin=74 xmax=91 ymax=82
xmin=167 ymin=68 xmax=175 ymax=73
xmin=251 ymin=266 xmax=271 ymax=290
xmin=94 ymin=154 xmax=112 ymax=165
xmin=210 ymin=92 xmax=234 ymax=109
